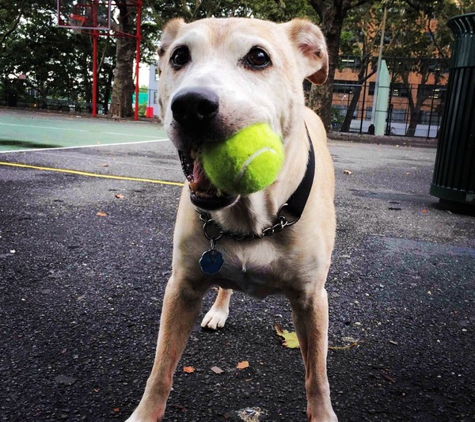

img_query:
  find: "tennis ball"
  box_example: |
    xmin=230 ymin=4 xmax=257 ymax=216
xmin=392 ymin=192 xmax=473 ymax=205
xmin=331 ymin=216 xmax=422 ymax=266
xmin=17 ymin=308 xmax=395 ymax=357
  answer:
xmin=200 ymin=123 xmax=284 ymax=195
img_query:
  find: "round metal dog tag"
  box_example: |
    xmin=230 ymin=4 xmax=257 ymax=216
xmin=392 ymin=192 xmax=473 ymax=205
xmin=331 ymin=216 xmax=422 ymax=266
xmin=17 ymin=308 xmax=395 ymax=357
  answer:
xmin=199 ymin=249 xmax=224 ymax=275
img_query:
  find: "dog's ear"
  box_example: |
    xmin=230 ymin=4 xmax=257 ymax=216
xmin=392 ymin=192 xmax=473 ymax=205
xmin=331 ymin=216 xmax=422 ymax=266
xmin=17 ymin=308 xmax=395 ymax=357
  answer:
xmin=158 ymin=18 xmax=185 ymax=75
xmin=284 ymin=19 xmax=328 ymax=85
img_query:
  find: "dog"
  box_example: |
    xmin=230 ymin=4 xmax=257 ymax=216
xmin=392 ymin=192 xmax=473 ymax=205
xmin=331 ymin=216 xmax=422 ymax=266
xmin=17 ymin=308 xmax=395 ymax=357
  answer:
xmin=127 ymin=17 xmax=337 ymax=422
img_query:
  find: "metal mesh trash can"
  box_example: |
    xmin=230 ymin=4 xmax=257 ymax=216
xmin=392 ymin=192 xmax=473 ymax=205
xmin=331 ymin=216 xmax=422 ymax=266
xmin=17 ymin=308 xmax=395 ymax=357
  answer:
xmin=430 ymin=13 xmax=475 ymax=212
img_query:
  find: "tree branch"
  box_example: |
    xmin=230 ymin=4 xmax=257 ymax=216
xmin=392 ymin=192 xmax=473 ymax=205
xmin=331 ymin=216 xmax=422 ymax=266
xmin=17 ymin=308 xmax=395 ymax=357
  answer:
xmin=307 ymin=0 xmax=325 ymax=21
xmin=348 ymin=0 xmax=375 ymax=11
xmin=426 ymin=18 xmax=450 ymax=68
xmin=0 ymin=0 xmax=27 ymax=49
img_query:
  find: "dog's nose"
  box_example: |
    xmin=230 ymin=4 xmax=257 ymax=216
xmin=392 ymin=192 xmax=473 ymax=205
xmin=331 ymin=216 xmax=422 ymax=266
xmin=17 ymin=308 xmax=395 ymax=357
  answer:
xmin=171 ymin=87 xmax=219 ymax=127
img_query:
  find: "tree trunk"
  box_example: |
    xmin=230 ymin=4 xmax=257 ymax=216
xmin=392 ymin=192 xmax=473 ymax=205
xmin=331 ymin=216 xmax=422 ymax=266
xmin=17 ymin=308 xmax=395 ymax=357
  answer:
xmin=341 ymin=66 xmax=376 ymax=132
xmin=405 ymin=76 xmax=429 ymax=137
xmin=110 ymin=37 xmax=135 ymax=118
xmin=110 ymin=2 xmax=137 ymax=118
xmin=307 ymin=2 xmax=346 ymax=132
xmin=406 ymin=107 xmax=420 ymax=137
xmin=307 ymin=0 xmax=375 ymax=131
xmin=340 ymin=84 xmax=362 ymax=132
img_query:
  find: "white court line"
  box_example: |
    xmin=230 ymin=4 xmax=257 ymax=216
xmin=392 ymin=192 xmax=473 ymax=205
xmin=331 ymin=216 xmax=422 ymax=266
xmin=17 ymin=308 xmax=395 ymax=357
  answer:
xmin=0 ymin=122 xmax=162 ymax=138
xmin=0 ymin=122 xmax=88 ymax=132
xmin=0 ymin=138 xmax=170 ymax=154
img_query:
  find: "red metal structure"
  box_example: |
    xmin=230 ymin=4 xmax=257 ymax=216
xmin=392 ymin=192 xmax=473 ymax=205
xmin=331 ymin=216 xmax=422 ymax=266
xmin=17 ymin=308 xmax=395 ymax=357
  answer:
xmin=57 ymin=0 xmax=142 ymax=120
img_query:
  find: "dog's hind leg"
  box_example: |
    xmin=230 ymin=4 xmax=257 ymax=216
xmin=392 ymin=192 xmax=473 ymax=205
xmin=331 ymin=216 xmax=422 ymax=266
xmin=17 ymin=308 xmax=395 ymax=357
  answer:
xmin=201 ymin=287 xmax=232 ymax=329
xmin=127 ymin=275 xmax=204 ymax=422
xmin=288 ymin=284 xmax=338 ymax=422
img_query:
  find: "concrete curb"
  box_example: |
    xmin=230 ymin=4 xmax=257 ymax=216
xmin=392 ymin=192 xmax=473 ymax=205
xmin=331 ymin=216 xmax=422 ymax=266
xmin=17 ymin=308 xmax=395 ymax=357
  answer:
xmin=329 ymin=131 xmax=438 ymax=149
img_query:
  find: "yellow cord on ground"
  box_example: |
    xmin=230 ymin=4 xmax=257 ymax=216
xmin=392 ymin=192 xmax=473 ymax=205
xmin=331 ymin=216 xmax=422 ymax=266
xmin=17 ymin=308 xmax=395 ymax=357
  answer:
xmin=0 ymin=161 xmax=184 ymax=187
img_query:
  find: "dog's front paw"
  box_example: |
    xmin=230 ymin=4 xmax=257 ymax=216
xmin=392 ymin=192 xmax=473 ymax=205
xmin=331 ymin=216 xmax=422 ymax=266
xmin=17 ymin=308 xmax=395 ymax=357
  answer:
xmin=307 ymin=407 xmax=338 ymax=422
xmin=125 ymin=414 xmax=160 ymax=422
xmin=125 ymin=405 xmax=164 ymax=422
xmin=201 ymin=305 xmax=229 ymax=329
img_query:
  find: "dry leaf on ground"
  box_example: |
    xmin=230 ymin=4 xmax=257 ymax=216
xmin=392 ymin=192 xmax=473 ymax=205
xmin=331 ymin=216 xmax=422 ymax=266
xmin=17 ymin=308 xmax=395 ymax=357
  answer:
xmin=328 ymin=340 xmax=359 ymax=350
xmin=236 ymin=360 xmax=250 ymax=370
xmin=211 ymin=366 xmax=224 ymax=374
xmin=274 ymin=324 xmax=300 ymax=349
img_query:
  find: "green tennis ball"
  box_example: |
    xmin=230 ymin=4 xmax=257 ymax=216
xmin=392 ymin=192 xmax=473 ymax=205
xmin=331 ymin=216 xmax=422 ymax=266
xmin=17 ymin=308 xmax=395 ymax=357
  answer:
xmin=200 ymin=123 xmax=284 ymax=195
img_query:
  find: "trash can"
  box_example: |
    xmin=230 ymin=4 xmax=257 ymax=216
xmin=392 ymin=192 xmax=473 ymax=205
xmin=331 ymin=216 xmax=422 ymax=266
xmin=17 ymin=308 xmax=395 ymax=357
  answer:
xmin=430 ymin=13 xmax=475 ymax=213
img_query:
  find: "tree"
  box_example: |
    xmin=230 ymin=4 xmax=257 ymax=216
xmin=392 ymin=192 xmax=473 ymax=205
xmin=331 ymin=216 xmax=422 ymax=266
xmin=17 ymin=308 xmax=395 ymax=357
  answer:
xmin=109 ymin=1 xmax=139 ymax=118
xmin=0 ymin=1 xmax=28 ymax=52
xmin=326 ymin=0 xmax=474 ymax=135
xmin=338 ymin=2 xmax=379 ymax=132
xmin=306 ymin=0 xmax=375 ymax=131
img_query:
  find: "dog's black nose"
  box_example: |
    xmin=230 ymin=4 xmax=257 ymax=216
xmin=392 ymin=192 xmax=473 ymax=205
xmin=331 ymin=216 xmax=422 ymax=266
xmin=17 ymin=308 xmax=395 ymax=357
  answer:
xmin=171 ymin=87 xmax=219 ymax=127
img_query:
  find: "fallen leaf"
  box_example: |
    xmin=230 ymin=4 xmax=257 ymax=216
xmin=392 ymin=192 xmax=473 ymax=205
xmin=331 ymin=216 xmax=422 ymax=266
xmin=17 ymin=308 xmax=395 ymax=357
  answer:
xmin=183 ymin=366 xmax=195 ymax=373
xmin=343 ymin=169 xmax=353 ymax=175
xmin=328 ymin=340 xmax=359 ymax=350
xmin=274 ymin=324 xmax=300 ymax=349
xmin=211 ymin=366 xmax=224 ymax=374
xmin=115 ymin=194 xmax=125 ymax=199
xmin=381 ymin=372 xmax=396 ymax=383
xmin=96 ymin=211 xmax=107 ymax=217
xmin=236 ymin=360 xmax=249 ymax=370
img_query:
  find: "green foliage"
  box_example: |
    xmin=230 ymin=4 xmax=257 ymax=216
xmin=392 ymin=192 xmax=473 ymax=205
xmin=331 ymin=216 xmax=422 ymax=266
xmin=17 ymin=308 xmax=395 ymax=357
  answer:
xmin=331 ymin=106 xmax=345 ymax=130
xmin=0 ymin=2 xmax=116 ymax=108
xmin=145 ymin=0 xmax=315 ymax=24
xmin=138 ymin=102 xmax=147 ymax=117
xmin=2 ymin=0 xmax=473 ymax=116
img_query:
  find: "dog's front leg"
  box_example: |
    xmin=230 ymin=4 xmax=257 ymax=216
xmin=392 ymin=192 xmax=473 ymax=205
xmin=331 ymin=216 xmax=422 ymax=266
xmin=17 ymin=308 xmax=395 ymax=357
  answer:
xmin=127 ymin=276 xmax=204 ymax=422
xmin=289 ymin=287 xmax=338 ymax=422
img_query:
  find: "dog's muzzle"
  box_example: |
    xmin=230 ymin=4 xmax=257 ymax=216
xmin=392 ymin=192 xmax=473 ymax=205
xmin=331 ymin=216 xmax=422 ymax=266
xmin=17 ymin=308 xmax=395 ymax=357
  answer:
xmin=171 ymin=87 xmax=239 ymax=210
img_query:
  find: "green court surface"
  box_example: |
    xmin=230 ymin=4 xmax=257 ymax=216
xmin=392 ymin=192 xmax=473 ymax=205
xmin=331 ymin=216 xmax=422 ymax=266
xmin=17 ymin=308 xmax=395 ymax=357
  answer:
xmin=0 ymin=110 xmax=168 ymax=152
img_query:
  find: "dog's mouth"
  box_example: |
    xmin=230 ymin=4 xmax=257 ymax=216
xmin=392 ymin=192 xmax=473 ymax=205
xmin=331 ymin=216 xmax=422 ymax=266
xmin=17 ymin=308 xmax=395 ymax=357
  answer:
xmin=179 ymin=150 xmax=239 ymax=211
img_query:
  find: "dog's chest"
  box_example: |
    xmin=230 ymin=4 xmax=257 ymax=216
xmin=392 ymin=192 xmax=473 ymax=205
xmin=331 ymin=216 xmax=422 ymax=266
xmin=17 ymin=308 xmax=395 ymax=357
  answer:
xmin=216 ymin=243 xmax=282 ymax=298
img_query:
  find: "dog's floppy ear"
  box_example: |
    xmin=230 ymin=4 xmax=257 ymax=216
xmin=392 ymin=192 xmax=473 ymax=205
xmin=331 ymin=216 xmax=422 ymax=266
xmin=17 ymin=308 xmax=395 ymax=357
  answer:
xmin=285 ymin=18 xmax=328 ymax=85
xmin=158 ymin=18 xmax=185 ymax=74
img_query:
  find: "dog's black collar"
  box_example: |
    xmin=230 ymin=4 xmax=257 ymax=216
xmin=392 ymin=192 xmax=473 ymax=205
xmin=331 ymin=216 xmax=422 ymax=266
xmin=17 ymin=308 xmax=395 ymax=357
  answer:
xmin=285 ymin=127 xmax=315 ymax=219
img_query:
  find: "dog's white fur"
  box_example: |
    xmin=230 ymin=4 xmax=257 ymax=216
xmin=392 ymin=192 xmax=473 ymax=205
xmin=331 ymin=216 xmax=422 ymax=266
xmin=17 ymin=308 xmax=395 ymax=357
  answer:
xmin=127 ymin=17 xmax=337 ymax=422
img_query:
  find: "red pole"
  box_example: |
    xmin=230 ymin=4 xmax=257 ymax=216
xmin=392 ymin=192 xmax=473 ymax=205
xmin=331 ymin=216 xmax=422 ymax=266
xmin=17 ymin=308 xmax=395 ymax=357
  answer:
xmin=134 ymin=0 xmax=142 ymax=121
xmin=92 ymin=29 xmax=98 ymax=117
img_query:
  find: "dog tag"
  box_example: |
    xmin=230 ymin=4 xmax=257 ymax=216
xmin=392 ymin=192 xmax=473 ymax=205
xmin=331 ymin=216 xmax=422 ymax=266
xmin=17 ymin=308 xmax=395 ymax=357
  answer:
xmin=199 ymin=248 xmax=224 ymax=275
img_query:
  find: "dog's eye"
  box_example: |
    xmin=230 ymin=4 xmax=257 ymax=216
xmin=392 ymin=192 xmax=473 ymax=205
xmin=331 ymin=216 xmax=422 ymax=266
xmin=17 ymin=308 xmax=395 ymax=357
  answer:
xmin=170 ymin=46 xmax=191 ymax=69
xmin=245 ymin=47 xmax=271 ymax=69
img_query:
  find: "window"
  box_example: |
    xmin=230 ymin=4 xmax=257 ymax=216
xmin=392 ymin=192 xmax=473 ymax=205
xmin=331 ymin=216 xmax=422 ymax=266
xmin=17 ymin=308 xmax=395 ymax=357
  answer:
xmin=333 ymin=80 xmax=360 ymax=94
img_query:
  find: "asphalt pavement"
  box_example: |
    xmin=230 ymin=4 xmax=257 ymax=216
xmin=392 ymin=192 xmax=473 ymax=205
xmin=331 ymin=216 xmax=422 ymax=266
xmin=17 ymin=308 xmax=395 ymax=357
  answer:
xmin=1 ymin=123 xmax=474 ymax=422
